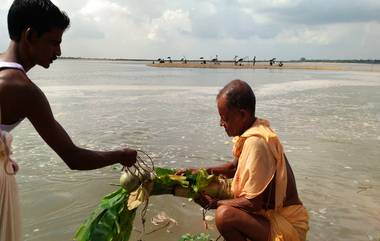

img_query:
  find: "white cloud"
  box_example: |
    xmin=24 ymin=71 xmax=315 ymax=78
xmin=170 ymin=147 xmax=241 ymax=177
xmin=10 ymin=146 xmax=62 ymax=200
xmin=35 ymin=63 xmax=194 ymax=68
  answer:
xmin=148 ymin=9 xmax=192 ymax=41
xmin=1 ymin=0 xmax=379 ymax=59
xmin=241 ymin=8 xmax=272 ymax=25
xmin=270 ymin=0 xmax=302 ymax=7
xmin=275 ymin=26 xmax=342 ymax=45
xmin=0 ymin=0 xmax=12 ymax=11
xmin=238 ymin=0 xmax=302 ymax=9
xmin=197 ymin=2 xmax=217 ymax=15
xmin=79 ymin=0 xmax=129 ymax=23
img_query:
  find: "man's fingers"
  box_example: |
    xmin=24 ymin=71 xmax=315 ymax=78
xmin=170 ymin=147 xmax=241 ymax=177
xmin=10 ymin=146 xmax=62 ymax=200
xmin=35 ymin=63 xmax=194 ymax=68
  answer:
xmin=121 ymin=148 xmax=137 ymax=167
xmin=175 ymin=169 xmax=186 ymax=175
xmin=194 ymin=193 xmax=217 ymax=209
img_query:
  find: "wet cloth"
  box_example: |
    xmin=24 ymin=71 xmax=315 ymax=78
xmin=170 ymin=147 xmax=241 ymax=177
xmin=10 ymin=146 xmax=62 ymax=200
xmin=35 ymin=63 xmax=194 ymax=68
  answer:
xmin=0 ymin=130 xmax=21 ymax=241
xmin=231 ymin=118 xmax=308 ymax=241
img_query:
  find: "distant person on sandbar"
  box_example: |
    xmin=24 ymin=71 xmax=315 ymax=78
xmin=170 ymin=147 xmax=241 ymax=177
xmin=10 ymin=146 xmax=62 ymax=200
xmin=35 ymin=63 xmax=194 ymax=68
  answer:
xmin=177 ymin=79 xmax=309 ymax=241
xmin=270 ymin=58 xmax=276 ymax=66
xmin=0 ymin=1 xmax=137 ymax=240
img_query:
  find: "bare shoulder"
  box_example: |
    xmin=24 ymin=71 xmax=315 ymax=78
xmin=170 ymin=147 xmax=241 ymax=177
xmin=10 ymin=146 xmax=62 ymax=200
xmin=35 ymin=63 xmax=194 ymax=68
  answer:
xmin=0 ymin=69 xmax=47 ymax=119
xmin=0 ymin=69 xmax=43 ymax=97
xmin=0 ymin=68 xmax=27 ymax=83
xmin=0 ymin=69 xmax=33 ymax=92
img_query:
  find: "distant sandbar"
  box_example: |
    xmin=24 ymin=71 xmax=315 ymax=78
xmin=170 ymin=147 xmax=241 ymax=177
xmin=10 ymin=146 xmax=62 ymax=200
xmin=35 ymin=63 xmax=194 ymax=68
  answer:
xmin=148 ymin=62 xmax=380 ymax=72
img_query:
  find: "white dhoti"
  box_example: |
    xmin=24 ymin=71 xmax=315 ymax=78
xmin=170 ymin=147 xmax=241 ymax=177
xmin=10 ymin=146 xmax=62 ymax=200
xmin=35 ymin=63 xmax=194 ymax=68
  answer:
xmin=0 ymin=131 xmax=21 ymax=241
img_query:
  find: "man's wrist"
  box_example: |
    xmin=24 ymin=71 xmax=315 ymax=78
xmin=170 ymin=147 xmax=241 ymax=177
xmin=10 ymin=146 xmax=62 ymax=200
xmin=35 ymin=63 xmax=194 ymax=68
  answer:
xmin=217 ymin=200 xmax=224 ymax=206
xmin=171 ymin=186 xmax=177 ymax=195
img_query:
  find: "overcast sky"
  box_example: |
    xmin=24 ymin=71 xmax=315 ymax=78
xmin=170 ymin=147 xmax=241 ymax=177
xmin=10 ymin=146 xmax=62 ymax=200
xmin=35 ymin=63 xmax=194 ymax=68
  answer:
xmin=1 ymin=0 xmax=380 ymax=60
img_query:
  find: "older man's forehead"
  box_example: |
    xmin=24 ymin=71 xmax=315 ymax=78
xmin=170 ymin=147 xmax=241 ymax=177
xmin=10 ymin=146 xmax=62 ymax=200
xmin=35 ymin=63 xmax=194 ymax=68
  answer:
xmin=217 ymin=93 xmax=228 ymax=106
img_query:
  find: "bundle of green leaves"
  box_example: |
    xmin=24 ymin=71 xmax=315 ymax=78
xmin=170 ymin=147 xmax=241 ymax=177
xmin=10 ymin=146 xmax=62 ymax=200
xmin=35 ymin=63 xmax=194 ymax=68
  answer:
xmin=74 ymin=168 xmax=232 ymax=241
xmin=179 ymin=233 xmax=212 ymax=241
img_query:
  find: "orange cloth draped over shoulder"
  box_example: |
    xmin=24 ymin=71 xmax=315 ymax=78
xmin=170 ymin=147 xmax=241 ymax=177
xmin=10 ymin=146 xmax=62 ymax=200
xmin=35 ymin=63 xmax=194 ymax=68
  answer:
xmin=231 ymin=118 xmax=309 ymax=241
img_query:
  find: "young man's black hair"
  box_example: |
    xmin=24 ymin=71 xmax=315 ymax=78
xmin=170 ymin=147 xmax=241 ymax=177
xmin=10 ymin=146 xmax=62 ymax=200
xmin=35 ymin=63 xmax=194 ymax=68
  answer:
xmin=7 ymin=0 xmax=70 ymax=41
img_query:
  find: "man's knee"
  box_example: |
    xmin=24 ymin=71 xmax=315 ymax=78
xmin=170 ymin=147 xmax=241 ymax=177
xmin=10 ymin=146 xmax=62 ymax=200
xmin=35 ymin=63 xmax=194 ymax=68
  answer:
xmin=215 ymin=205 xmax=236 ymax=231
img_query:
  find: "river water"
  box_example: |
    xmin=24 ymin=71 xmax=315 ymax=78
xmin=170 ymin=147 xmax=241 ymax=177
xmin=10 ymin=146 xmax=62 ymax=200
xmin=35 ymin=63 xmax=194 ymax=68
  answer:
xmin=10 ymin=60 xmax=380 ymax=241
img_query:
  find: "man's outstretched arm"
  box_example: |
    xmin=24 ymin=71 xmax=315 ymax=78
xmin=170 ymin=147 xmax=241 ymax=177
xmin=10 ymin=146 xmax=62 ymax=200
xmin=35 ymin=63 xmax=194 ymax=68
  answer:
xmin=25 ymin=81 xmax=136 ymax=170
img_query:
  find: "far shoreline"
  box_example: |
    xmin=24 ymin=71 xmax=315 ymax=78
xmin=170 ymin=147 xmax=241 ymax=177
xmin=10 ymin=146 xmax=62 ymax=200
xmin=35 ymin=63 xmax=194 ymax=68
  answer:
xmin=57 ymin=57 xmax=380 ymax=72
xmin=147 ymin=61 xmax=380 ymax=72
xmin=147 ymin=62 xmax=343 ymax=71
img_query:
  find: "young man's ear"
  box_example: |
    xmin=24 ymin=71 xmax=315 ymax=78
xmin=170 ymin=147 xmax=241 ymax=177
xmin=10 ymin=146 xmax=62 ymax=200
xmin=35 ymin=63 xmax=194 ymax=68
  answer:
xmin=25 ymin=28 xmax=32 ymax=42
xmin=25 ymin=27 xmax=38 ymax=43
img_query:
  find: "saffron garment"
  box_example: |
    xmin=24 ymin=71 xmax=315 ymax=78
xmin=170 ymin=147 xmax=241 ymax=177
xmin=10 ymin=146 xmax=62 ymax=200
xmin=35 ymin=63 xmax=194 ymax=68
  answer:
xmin=231 ymin=118 xmax=309 ymax=241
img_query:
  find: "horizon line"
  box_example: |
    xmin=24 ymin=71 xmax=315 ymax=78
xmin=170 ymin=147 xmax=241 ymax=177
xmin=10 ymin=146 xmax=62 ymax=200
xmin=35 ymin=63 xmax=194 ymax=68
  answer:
xmin=58 ymin=57 xmax=380 ymax=63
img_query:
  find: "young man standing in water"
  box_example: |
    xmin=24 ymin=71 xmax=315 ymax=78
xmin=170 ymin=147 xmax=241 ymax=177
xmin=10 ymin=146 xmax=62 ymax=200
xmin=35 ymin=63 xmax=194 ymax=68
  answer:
xmin=0 ymin=1 xmax=137 ymax=240
xmin=180 ymin=79 xmax=309 ymax=241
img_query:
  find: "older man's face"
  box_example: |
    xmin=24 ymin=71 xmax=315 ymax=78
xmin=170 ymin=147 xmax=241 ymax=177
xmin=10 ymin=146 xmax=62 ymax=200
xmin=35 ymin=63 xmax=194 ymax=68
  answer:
xmin=217 ymin=95 xmax=245 ymax=137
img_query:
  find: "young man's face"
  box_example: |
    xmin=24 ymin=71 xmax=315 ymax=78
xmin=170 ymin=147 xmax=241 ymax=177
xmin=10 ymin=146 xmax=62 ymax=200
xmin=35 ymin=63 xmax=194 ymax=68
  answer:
xmin=217 ymin=95 xmax=246 ymax=137
xmin=31 ymin=27 xmax=64 ymax=68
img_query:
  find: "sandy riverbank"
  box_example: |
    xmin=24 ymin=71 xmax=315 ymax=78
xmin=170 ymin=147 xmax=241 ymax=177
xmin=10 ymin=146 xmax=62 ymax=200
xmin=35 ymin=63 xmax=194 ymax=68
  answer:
xmin=148 ymin=62 xmax=380 ymax=72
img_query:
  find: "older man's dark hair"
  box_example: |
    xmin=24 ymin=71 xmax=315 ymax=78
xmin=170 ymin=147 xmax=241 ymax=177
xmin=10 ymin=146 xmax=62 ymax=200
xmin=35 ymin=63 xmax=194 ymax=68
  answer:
xmin=217 ymin=79 xmax=256 ymax=115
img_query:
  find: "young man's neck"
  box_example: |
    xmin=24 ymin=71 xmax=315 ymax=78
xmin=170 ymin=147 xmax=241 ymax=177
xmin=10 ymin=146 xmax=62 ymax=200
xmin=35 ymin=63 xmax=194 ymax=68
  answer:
xmin=2 ymin=41 xmax=35 ymax=72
